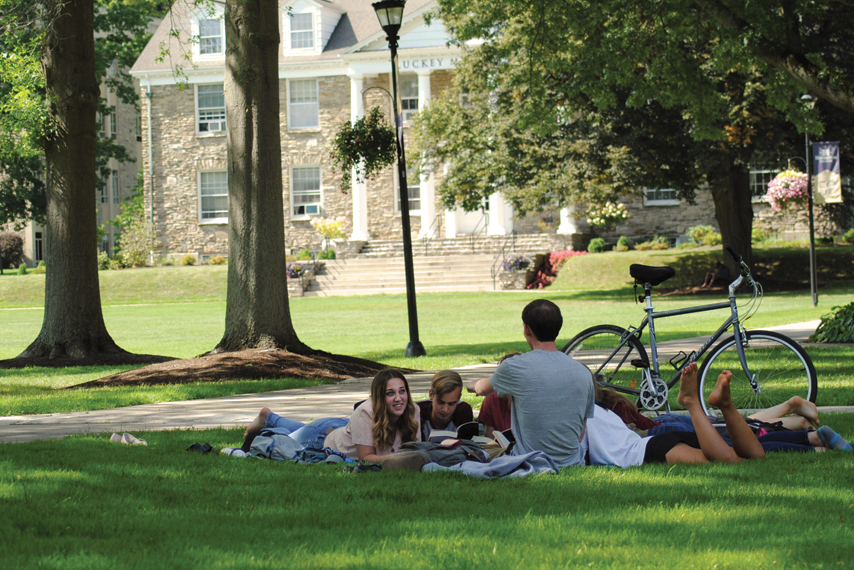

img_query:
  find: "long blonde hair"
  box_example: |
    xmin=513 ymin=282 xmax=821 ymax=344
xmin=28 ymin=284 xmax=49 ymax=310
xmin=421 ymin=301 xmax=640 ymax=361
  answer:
xmin=370 ymin=369 xmax=419 ymax=450
xmin=590 ymin=370 xmax=639 ymax=413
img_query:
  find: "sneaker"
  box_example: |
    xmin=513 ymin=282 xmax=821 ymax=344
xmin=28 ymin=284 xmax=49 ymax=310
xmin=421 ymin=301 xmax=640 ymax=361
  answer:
xmin=220 ymin=447 xmax=246 ymax=457
xmin=109 ymin=433 xmax=123 ymax=443
xmin=121 ymin=433 xmax=147 ymax=446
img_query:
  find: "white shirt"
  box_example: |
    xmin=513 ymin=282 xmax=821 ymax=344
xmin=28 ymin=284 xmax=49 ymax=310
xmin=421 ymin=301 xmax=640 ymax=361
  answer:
xmin=581 ymin=405 xmax=650 ymax=468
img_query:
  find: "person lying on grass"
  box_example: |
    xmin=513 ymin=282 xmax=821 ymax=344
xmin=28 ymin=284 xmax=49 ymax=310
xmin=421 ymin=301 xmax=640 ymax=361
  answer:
xmin=243 ymin=369 xmax=420 ymax=464
xmin=596 ymin=381 xmax=851 ymax=453
xmin=418 ymin=370 xmax=473 ymax=441
xmin=584 ymin=363 xmax=766 ymax=466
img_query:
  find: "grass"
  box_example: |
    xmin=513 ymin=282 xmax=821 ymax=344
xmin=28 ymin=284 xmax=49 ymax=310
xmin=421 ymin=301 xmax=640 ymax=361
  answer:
xmin=1 ymin=424 xmax=853 ymax=569
xmin=1 ymin=266 xmax=852 ymax=415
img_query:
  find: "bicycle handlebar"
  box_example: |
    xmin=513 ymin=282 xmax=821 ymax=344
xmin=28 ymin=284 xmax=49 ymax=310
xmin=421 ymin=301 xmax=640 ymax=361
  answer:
xmin=725 ymin=245 xmax=752 ymax=277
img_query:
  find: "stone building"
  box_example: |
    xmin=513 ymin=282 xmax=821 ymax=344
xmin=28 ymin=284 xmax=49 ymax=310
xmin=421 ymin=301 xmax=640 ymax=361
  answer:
xmin=129 ymin=0 xmax=810 ymax=261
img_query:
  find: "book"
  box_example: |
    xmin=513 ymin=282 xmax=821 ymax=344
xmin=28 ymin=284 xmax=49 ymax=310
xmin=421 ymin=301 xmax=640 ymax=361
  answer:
xmin=428 ymin=421 xmax=511 ymax=447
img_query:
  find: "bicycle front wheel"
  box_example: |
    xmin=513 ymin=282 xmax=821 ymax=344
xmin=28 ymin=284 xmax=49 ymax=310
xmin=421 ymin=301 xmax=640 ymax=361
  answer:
xmin=562 ymin=325 xmax=649 ymax=394
xmin=698 ymin=330 xmax=817 ymax=416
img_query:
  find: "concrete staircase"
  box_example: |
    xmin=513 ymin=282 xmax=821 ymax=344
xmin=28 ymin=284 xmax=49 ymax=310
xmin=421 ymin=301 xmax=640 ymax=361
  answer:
xmin=302 ymin=233 xmax=572 ymax=296
xmin=303 ymin=254 xmax=499 ymax=296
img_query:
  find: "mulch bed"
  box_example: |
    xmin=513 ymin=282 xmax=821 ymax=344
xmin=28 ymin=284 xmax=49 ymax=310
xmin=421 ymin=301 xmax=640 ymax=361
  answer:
xmin=61 ymin=349 xmax=414 ymax=389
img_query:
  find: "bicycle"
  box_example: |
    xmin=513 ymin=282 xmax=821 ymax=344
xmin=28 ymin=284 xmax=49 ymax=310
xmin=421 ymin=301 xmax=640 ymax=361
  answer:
xmin=562 ymin=246 xmax=817 ymax=416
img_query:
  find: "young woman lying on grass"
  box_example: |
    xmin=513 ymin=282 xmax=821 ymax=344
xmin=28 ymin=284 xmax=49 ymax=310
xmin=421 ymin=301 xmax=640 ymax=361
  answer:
xmin=243 ymin=369 xmax=421 ymax=463
xmin=584 ymin=363 xmax=767 ymax=466
xmin=599 ymin=379 xmax=851 ymax=454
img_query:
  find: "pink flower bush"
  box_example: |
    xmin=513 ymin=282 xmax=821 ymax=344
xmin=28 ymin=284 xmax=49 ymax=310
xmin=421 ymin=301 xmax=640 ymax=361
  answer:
xmin=766 ymin=170 xmax=809 ymax=212
xmin=549 ymin=249 xmax=587 ymax=272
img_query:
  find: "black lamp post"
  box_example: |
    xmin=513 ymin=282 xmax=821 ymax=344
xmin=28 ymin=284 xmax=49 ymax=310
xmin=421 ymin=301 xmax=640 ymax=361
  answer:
xmin=802 ymin=94 xmax=818 ymax=307
xmin=372 ymin=0 xmax=426 ymax=357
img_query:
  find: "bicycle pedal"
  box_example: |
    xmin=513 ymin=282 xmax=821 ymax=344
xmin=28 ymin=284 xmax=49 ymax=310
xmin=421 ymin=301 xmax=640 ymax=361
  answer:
xmin=630 ymin=359 xmax=649 ymax=369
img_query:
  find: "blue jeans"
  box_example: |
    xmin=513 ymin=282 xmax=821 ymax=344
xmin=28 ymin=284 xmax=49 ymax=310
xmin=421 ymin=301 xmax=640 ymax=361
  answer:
xmin=265 ymin=412 xmax=347 ymax=450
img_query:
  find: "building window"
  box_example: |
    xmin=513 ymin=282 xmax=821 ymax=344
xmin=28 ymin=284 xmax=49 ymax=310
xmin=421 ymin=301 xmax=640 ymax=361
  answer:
xmin=111 ymin=170 xmax=119 ymax=204
xmin=291 ymin=166 xmax=321 ymax=217
xmin=290 ymin=13 xmax=314 ymax=50
xmin=400 ymin=74 xmax=418 ymax=122
xmin=109 ymin=106 xmax=117 ymax=140
xmin=97 ymin=110 xmax=105 ymax=136
xmin=397 ymin=167 xmax=421 ymax=213
xmin=136 ymin=111 xmax=142 ymax=142
xmin=199 ymin=171 xmax=228 ymax=222
xmin=643 ymin=188 xmax=680 ymax=206
xmin=288 ymin=79 xmax=319 ymax=130
xmin=34 ymin=231 xmax=43 ymax=262
xmin=197 ymin=84 xmax=226 ymax=134
xmin=100 ymin=177 xmax=109 ymax=204
xmin=199 ymin=17 xmax=223 ymax=55
xmin=750 ymin=169 xmax=778 ymax=200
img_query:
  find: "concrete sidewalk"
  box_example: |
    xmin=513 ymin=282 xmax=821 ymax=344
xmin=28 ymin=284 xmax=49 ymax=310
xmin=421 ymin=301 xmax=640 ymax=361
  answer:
xmin=2 ymin=320 xmax=846 ymax=444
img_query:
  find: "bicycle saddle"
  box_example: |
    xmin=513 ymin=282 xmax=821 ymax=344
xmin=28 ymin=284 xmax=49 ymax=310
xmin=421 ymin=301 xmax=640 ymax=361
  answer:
xmin=630 ymin=264 xmax=676 ymax=286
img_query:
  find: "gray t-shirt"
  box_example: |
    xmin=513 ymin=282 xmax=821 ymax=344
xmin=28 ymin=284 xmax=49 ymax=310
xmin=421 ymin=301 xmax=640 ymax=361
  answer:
xmin=490 ymin=349 xmax=594 ymax=468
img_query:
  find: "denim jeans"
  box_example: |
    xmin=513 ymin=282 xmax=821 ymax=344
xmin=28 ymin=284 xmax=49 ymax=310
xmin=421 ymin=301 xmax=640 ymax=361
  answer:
xmin=266 ymin=412 xmax=347 ymax=449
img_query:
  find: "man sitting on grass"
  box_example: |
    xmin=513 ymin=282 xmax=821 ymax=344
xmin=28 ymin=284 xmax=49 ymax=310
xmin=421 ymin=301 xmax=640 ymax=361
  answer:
xmin=417 ymin=370 xmax=473 ymax=441
xmin=466 ymin=299 xmax=594 ymax=468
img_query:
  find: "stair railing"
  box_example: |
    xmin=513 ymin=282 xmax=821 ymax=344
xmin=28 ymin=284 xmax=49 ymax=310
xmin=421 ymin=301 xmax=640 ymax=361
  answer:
xmin=420 ymin=215 xmax=443 ymax=255
xmin=469 ymin=211 xmax=490 ymax=252
xmin=490 ymin=230 xmax=518 ymax=290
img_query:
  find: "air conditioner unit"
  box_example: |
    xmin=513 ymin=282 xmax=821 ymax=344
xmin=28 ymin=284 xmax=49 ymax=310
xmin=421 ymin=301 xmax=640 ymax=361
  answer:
xmin=208 ymin=121 xmax=223 ymax=132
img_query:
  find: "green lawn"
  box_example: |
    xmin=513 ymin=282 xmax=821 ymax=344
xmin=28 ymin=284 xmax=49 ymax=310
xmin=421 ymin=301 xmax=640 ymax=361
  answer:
xmin=1 ymin=262 xmax=852 ymax=415
xmin=1 ymin=424 xmax=853 ymax=569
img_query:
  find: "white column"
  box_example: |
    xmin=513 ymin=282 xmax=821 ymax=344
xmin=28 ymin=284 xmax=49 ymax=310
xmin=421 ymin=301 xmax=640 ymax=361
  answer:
xmin=487 ymin=192 xmax=509 ymax=235
xmin=415 ymin=70 xmax=435 ymax=238
xmin=349 ymin=75 xmax=369 ymax=241
xmin=557 ymin=205 xmax=578 ymax=235
xmin=444 ymin=208 xmax=457 ymax=238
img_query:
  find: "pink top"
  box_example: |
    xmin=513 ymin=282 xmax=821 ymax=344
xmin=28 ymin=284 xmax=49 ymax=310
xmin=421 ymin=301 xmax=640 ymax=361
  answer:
xmin=324 ymin=400 xmax=421 ymax=460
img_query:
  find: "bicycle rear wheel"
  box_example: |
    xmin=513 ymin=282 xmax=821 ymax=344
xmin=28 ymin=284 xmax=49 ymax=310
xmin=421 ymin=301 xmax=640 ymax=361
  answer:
xmin=698 ymin=330 xmax=817 ymax=416
xmin=562 ymin=325 xmax=649 ymax=395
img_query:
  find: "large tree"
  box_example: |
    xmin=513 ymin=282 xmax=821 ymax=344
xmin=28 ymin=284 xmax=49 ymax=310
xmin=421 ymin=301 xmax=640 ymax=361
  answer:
xmin=416 ymin=0 xmax=854 ymax=267
xmin=214 ymin=0 xmax=308 ymax=353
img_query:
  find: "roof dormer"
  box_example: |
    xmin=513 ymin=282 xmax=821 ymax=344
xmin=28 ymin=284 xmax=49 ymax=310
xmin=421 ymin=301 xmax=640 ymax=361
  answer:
xmin=190 ymin=2 xmax=225 ymax=61
xmin=282 ymin=0 xmax=343 ymax=56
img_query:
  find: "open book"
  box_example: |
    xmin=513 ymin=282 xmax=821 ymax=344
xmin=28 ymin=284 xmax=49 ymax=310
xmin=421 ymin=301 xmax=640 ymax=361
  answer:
xmin=428 ymin=422 xmax=513 ymax=448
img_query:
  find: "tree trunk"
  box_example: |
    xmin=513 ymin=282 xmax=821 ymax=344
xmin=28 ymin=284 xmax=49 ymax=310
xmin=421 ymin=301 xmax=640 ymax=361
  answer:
xmin=709 ymin=161 xmax=754 ymax=276
xmin=215 ymin=0 xmax=308 ymax=353
xmin=19 ymin=0 xmax=126 ymax=360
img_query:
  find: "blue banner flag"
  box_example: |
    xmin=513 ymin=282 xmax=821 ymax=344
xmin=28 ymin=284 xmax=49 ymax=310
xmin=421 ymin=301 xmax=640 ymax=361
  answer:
xmin=812 ymin=141 xmax=843 ymax=204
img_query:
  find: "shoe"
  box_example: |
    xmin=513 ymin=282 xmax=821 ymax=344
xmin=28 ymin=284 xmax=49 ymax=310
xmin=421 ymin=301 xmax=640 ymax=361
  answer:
xmin=353 ymin=461 xmax=382 ymax=473
xmin=121 ymin=433 xmax=147 ymax=446
xmin=220 ymin=447 xmax=246 ymax=457
xmin=187 ymin=443 xmax=213 ymax=454
xmin=110 ymin=433 xmax=123 ymax=443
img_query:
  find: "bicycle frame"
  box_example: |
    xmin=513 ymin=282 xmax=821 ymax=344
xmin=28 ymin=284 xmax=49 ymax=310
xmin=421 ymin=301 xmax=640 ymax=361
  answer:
xmin=616 ymin=272 xmax=754 ymax=402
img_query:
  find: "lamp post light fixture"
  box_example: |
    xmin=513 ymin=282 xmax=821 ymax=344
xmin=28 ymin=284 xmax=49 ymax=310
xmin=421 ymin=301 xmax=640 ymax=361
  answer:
xmin=372 ymin=0 xmax=426 ymax=357
xmin=802 ymin=94 xmax=818 ymax=308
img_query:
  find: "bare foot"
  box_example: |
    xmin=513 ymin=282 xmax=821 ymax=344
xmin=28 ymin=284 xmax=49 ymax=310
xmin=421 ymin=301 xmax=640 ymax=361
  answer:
xmin=676 ymin=363 xmax=700 ymax=408
xmin=789 ymin=396 xmax=820 ymax=427
xmin=707 ymin=371 xmax=734 ymax=409
xmin=244 ymin=407 xmax=271 ymax=438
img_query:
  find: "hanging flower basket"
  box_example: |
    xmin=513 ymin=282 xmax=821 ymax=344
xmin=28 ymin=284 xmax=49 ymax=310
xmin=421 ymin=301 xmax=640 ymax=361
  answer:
xmin=586 ymin=201 xmax=630 ymax=228
xmin=328 ymin=106 xmax=397 ymax=192
xmin=766 ymin=170 xmax=809 ymax=212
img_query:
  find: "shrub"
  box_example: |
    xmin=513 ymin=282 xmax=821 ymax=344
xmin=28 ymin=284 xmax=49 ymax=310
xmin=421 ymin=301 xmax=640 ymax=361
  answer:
xmin=0 ymin=231 xmax=24 ymax=270
xmin=209 ymin=255 xmax=227 ymax=265
xmin=16 ymin=263 xmax=27 ymax=275
xmin=310 ymin=217 xmax=346 ymax=241
xmin=613 ymin=236 xmax=630 ymax=252
xmin=31 ymin=261 xmax=45 ymax=274
xmin=318 ymin=249 xmax=336 ymax=260
xmin=97 ymin=251 xmax=110 ymax=270
xmin=112 ymin=184 xmax=151 ymax=268
xmin=296 ymin=249 xmax=313 ymax=261
xmin=587 ymin=238 xmax=606 ymax=253
xmin=180 ymin=254 xmax=196 ymax=266
xmin=502 ymin=254 xmax=533 ymax=271
xmin=752 ymin=225 xmax=772 ymax=244
xmin=158 ymin=257 xmax=176 ymax=267
xmin=635 ymin=235 xmax=670 ymax=251
xmin=687 ymin=225 xmax=722 ymax=246
xmin=109 ymin=252 xmax=128 ymax=270
xmin=285 ymin=254 xmax=296 ymax=262
xmin=809 ymin=302 xmax=854 ymax=343
xmin=548 ymin=250 xmax=586 ymax=271
xmin=843 ymin=228 xmax=854 ymax=244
